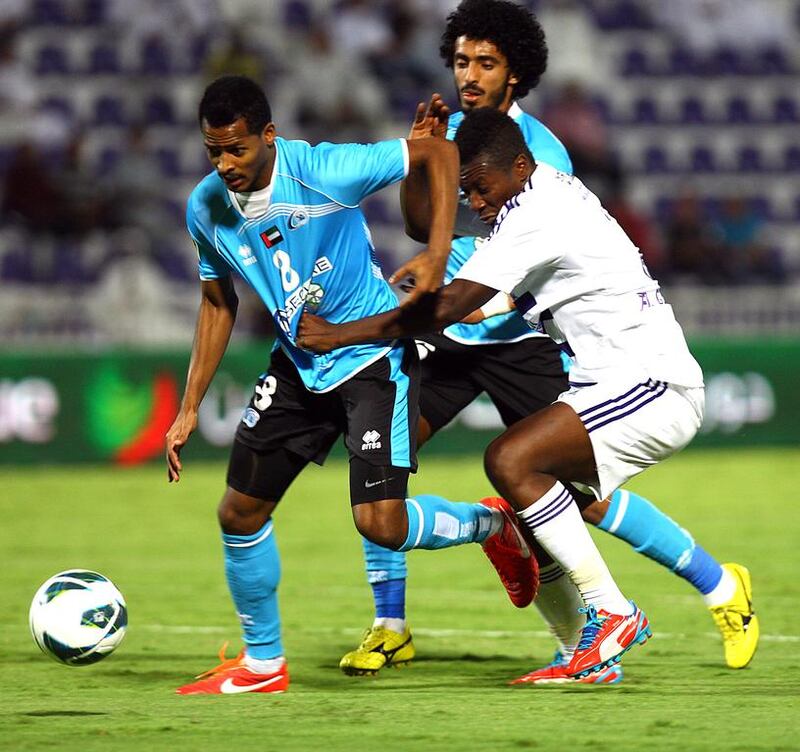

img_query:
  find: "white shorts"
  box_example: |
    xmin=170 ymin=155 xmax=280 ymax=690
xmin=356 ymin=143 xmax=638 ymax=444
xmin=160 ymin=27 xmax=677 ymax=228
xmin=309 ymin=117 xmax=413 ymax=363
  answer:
xmin=557 ymin=379 xmax=705 ymax=500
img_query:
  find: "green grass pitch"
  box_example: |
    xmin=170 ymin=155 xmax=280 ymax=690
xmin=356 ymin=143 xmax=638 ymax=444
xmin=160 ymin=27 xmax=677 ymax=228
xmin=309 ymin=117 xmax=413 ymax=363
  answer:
xmin=1 ymin=448 xmax=798 ymax=752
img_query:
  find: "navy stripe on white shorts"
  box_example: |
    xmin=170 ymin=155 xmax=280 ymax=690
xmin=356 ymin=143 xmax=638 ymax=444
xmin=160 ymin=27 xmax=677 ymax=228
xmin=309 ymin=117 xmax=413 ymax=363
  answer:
xmin=578 ymin=379 xmax=669 ymax=434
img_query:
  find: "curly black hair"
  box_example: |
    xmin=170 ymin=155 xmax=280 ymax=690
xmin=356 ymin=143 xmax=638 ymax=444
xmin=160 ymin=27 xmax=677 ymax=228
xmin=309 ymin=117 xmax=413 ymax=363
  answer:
xmin=440 ymin=0 xmax=548 ymax=99
xmin=455 ymin=107 xmax=533 ymax=170
xmin=198 ymin=75 xmax=271 ymax=134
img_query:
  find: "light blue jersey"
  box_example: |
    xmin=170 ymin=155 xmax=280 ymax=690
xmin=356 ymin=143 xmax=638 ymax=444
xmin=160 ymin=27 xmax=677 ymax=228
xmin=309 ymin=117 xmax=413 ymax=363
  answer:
xmin=443 ymin=102 xmax=572 ymax=345
xmin=187 ymin=137 xmax=409 ymax=393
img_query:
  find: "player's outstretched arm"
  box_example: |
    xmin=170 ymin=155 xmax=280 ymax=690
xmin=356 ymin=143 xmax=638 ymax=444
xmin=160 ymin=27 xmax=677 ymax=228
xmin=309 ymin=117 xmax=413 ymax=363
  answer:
xmin=392 ymin=135 xmax=459 ymax=304
xmin=166 ymin=277 xmax=238 ymax=482
xmin=297 ymin=279 xmax=496 ymax=353
xmin=400 ymin=94 xmax=450 ymax=243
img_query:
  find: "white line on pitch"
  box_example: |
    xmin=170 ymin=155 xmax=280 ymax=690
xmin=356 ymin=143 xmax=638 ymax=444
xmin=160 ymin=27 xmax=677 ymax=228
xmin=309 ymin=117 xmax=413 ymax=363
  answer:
xmin=142 ymin=624 xmax=799 ymax=642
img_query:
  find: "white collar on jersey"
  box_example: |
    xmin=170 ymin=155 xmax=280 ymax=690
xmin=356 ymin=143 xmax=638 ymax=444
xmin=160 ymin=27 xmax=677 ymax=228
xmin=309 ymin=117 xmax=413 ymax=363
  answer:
xmin=507 ymin=101 xmax=523 ymax=120
xmin=227 ymin=149 xmax=279 ymax=220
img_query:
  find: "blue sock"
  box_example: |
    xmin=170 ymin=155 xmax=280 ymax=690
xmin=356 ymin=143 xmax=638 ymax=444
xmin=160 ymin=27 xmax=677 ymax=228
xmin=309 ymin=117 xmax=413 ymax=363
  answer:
xmin=598 ymin=489 xmax=723 ymax=595
xmin=222 ymin=520 xmax=283 ymax=660
xmin=399 ymin=495 xmax=494 ymax=552
xmin=362 ymin=537 xmax=407 ymax=619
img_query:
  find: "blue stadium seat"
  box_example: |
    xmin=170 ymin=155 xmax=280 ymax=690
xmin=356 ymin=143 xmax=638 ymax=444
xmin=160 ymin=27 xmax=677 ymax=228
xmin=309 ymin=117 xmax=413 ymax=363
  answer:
xmin=726 ymin=97 xmax=752 ymax=124
xmin=711 ymin=47 xmax=745 ymax=76
xmin=97 ymin=147 xmax=121 ymax=175
xmin=737 ymin=146 xmax=763 ymax=172
xmin=32 ymin=0 xmax=70 ymax=25
xmin=773 ymin=97 xmax=798 ymax=123
xmin=144 ymin=96 xmax=175 ymax=125
xmin=83 ymin=0 xmax=107 ymax=25
xmin=140 ymin=38 xmax=173 ymax=76
xmin=643 ymin=145 xmax=669 ymax=173
xmin=632 ymin=97 xmax=659 ymax=124
xmin=92 ymin=95 xmax=126 ymax=126
xmin=757 ymin=46 xmax=792 ymax=75
xmin=783 ymin=146 xmax=800 ymax=172
xmin=35 ymin=45 xmax=70 ymax=74
xmin=621 ymin=48 xmax=650 ymax=77
xmin=667 ymin=47 xmax=696 ymax=76
xmin=690 ymin=146 xmax=716 ymax=173
xmin=679 ymin=97 xmax=705 ymax=124
xmin=284 ymin=0 xmax=313 ymax=31
xmin=88 ymin=44 xmax=121 ymax=74
xmin=156 ymin=147 xmax=181 ymax=177
xmin=40 ymin=96 xmax=74 ymax=122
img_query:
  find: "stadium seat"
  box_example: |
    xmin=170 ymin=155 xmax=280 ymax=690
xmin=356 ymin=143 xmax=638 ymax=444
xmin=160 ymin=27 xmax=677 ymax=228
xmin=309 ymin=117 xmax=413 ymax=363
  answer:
xmin=783 ymin=146 xmax=800 ymax=172
xmin=88 ymin=44 xmax=121 ymax=75
xmin=144 ymin=96 xmax=176 ymax=125
xmin=35 ymin=45 xmax=70 ymax=75
xmin=97 ymin=147 xmax=121 ymax=176
xmin=643 ymin=145 xmax=669 ymax=173
xmin=621 ymin=48 xmax=650 ymax=77
xmin=737 ymin=146 xmax=764 ymax=172
xmin=284 ymin=0 xmax=313 ymax=31
xmin=773 ymin=97 xmax=798 ymax=123
xmin=711 ymin=47 xmax=745 ymax=76
xmin=689 ymin=146 xmax=716 ymax=173
xmin=40 ymin=96 xmax=75 ymax=122
xmin=140 ymin=38 xmax=173 ymax=76
xmin=726 ymin=97 xmax=753 ymax=124
xmin=679 ymin=97 xmax=705 ymax=124
xmin=667 ymin=47 xmax=695 ymax=76
xmin=92 ymin=95 xmax=126 ymax=126
xmin=156 ymin=147 xmax=181 ymax=177
xmin=32 ymin=0 xmax=70 ymax=25
xmin=757 ymin=46 xmax=792 ymax=75
xmin=632 ymin=97 xmax=659 ymax=124
xmin=83 ymin=0 xmax=107 ymax=26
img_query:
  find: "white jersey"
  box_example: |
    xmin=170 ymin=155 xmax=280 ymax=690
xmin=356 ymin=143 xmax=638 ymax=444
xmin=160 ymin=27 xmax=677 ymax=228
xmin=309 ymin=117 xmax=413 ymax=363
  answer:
xmin=455 ymin=164 xmax=703 ymax=388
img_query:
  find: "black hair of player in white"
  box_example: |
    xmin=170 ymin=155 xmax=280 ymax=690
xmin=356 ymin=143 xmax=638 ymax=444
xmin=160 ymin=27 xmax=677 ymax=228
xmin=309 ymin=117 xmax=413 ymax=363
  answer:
xmin=198 ymin=75 xmax=272 ymax=135
xmin=454 ymin=107 xmax=534 ymax=170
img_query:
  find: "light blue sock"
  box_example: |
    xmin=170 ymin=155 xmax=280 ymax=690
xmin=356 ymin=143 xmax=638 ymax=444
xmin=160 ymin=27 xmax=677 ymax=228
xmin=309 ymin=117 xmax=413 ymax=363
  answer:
xmin=598 ymin=489 xmax=723 ymax=595
xmin=222 ymin=520 xmax=283 ymax=660
xmin=399 ymin=495 xmax=494 ymax=552
xmin=362 ymin=537 xmax=407 ymax=619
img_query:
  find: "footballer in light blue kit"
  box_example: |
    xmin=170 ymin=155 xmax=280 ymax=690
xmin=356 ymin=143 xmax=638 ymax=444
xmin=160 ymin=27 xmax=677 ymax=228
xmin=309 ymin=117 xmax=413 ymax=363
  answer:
xmin=167 ymin=75 xmax=541 ymax=695
xmin=345 ymin=0 xmax=757 ymax=683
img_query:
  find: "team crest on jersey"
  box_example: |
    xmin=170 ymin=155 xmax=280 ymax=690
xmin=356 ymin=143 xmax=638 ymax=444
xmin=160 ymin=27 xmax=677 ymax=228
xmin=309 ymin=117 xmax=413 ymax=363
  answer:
xmin=238 ymin=244 xmax=257 ymax=266
xmin=288 ymin=208 xmax=309 ymax=230
xmin=241 ymin=407 xmax=260 ymax=428
xmin=305 ymin=282 xmax=324 ymax=308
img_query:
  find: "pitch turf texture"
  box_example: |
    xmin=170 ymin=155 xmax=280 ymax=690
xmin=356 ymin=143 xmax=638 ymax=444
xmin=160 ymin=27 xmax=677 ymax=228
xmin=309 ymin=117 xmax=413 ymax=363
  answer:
xmin=1 ymin=448 xmax=798 ymax=752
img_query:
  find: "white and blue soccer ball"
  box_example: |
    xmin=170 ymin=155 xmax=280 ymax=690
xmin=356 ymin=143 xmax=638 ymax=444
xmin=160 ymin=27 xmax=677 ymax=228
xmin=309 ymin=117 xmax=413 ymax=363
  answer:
xmin=29 ymin=569 xmax=128 ymax=666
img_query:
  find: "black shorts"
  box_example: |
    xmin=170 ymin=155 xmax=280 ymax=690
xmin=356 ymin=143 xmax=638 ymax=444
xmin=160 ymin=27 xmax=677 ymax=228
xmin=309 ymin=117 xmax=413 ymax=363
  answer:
xmin=227 ymin=345 xmax=419 ymax=505
xmin=418 ymin=334 xmax=568 ymax=432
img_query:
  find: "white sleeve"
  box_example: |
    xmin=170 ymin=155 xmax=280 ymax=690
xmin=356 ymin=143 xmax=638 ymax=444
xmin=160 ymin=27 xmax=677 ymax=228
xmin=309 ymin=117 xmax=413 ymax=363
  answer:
xmin=454 ymin=206 xmax=557 ymax=294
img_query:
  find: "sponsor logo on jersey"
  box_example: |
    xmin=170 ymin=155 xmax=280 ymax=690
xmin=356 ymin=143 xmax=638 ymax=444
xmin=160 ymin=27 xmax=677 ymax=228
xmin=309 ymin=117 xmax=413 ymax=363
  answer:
xmin=313 ymin=256 xmax=333 ymax=275
xmin=361 ymin=430 xmax=382 ymax=450
xmin=241 ymin=407 xmax=260 ymax=428
xmin=260 ymin=226 xmax=284 ymax=248
xmin=288 ymin=208 xmax=309 ymax=230
xmin=238 ymin=244 xmax=257 ymax=266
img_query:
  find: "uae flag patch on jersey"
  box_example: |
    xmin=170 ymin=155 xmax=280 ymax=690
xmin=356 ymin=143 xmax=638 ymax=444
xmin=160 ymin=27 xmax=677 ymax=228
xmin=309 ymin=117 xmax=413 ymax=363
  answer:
xmin=260 ymin=226 xmax=283 ymax=248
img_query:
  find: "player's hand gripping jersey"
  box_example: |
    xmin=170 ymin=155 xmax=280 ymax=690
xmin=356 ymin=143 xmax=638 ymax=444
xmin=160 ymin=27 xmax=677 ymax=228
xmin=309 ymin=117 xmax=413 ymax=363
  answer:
xmin=187 ymin=137 xmax=409 ymax=392
xmin=456 ymin=164 xmax=704 ymax=389
xmin=444 ymin=102 xmax=572 ymax=345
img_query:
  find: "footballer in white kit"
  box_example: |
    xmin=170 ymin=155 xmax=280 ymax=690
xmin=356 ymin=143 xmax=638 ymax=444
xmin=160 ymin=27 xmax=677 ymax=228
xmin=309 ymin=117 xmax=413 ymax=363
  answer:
xmin=298 ymin=106 xmax=712 ymax=679
xmin=454 ymin=161 xmax=705 ymax=499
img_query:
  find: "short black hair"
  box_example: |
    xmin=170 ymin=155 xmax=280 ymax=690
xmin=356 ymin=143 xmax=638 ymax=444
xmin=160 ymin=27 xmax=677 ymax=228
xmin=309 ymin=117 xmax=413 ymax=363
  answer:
xmin=454 ymin=107 xmax=533 ymax=170
xmin=440 ymin=0 xmax=548 ymax=99
xmin=198 ymin=75 xmax=271 ymax=134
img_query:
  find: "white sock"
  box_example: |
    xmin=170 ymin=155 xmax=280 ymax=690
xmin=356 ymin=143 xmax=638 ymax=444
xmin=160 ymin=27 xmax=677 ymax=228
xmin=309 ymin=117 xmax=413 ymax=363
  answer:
xmin=372 ymin=617 xmax=407 ymax=633
xmin=535 ymin=564 xmax=585 ymax=661
xmin=702 ymin=567 xmax=737 ymax=607
xmin=519 ymin=482 xmax=633 ymax=615
xmin=244 ymin=654 xmax=285 ymax=675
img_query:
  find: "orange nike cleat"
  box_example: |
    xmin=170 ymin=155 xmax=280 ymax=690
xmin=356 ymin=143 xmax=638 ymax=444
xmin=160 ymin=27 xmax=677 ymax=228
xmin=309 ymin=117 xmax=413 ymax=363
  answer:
xmin=479 ymin=497 xmax=539 ymax=608
xmin=511 ymin=651 xmax=623 ymax=685
xmin=176 ymin=643 xmax=289 ymax=695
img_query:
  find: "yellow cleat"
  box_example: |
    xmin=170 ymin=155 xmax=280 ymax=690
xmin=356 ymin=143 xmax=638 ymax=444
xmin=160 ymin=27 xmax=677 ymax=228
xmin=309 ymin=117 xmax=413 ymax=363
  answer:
xmin=709 ymin=563 xmax=759 ymax=669
xmin=339 ymin=626 xmax=415 ymax=676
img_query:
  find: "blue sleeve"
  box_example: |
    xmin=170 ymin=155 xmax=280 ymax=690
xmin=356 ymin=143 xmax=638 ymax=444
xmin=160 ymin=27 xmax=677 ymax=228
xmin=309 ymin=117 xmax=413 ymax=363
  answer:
xmin=186 ymin=196 xmax=230 ymax=280
xmin=308 ymin=139 xmax=408 ymax=206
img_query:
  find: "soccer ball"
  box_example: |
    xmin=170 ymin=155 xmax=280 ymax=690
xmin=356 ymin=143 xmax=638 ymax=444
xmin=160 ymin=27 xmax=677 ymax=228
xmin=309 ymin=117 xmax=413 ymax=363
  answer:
xmin=29 ymin=569 xmax=128 ymax=666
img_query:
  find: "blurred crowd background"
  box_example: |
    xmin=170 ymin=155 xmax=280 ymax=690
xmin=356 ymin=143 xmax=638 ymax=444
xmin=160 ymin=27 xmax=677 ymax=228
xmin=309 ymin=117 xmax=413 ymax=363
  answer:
xmin=1 ymin=0 xmax=799 ymax=347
